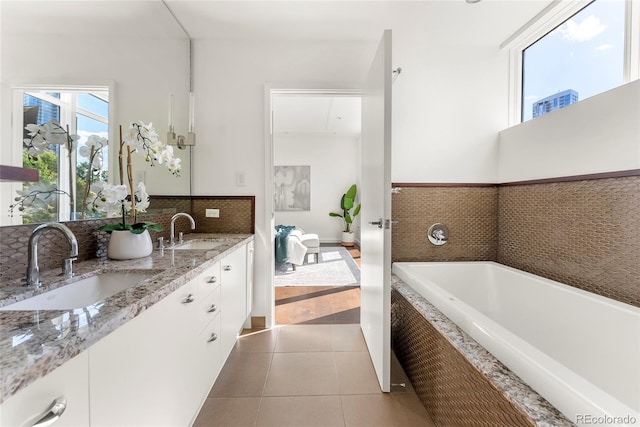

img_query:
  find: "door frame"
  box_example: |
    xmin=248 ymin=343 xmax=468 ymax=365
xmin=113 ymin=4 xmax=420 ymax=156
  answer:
xmin=263 ymin=86 xmax=361 ymax=328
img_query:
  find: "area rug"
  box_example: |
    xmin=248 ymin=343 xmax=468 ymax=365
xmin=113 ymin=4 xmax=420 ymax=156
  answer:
xmin=275 ymin=246 xmax=360 ymax=287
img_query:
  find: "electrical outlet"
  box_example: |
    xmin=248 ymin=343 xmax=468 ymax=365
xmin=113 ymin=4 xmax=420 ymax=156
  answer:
xmin=205 ymin=209 xmax=220 ymax=218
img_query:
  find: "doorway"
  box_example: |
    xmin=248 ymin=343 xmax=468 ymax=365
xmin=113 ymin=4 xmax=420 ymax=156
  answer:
xmin=269 ymin=91 xmax=362 ymax=325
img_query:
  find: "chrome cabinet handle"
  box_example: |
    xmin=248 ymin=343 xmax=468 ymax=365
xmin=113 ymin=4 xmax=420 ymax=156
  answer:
xmin=207 ymin=332 xmax=218 ymax=342
xmin=207 ymin=275 xmax=217 ymax=284
xmin=207 ymin=304 xmax=218 ymax=313
xmin=223 ymin=265 xmax=232 ymax=271
xmin=31 ymin=397 xmax=67 ymax=427
xmin=182 ymin=294 xmax=195 ymax=304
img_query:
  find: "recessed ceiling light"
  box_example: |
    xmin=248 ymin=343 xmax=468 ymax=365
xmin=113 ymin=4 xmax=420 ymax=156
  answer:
xmin=466 ymin=0 xmax=482 ymax=3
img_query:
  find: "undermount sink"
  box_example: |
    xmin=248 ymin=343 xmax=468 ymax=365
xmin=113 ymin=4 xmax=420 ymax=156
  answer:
xmin=173 ymin=240 xmax=224 ymax=250
xmin=0 ymin=271 xmax=157 ymax=311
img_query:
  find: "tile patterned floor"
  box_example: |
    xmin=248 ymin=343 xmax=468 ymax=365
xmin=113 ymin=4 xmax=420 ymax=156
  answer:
xmin=194 ymin=324 xmax=435 ymax=427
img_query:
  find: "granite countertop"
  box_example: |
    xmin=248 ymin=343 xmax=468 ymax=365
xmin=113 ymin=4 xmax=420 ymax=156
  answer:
xmin=0 ymin=233 xmax=254 ymax=404
xmin=391 ymin=275 xmax=574 ymax=427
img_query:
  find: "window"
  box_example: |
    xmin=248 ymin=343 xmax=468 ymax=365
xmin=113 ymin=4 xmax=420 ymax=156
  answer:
xmin=17 ymin=88 xmax=109 ymax=223
xmin=522 ymin=0 xmax=625 ymax=122
xmin=504 ymin=0 xmax=639 ymax=125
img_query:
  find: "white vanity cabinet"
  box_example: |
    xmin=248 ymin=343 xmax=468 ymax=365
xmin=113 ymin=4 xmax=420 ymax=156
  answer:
xmin=89 ymin=279 xmax=198 ymax=426
xmin=89 ymin=243 xmax=251 ymax=426
xmin=219 ymin=246 xmax=248 ymax=358
xmin=0 ymin=352 xmax=90 ymax=427
xmin=245 ymin=240 xmax=254 ymax=327
xmin=2 ymin=240 xmax=253 ymax=427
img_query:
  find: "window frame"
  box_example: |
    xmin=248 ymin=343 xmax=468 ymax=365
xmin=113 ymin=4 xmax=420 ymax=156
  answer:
xmin=11 ymin=84 xmax=111 ymax=223
xmin=503 ymin=0 xmax=640 ymax=127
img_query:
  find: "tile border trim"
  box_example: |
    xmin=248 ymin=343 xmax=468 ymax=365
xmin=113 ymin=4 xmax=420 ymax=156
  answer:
xmin=393 ymin=168 xmax=640 ymax=188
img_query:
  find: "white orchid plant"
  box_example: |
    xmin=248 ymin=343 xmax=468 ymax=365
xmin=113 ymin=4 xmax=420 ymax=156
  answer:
xmin=90 ymin=121 xmax=181 ymax=234
xmin=10 ymin=121 xmax=82 ymax=219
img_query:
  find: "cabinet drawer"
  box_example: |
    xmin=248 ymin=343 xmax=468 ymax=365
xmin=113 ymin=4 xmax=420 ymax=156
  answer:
xmin=0 ymin=352 xmax=90 ymax=427
xmin=197 ymin=261 xmax=221 ymax=298
xmin=195 ymin=314 xmax=222 ymax=402
xmin=197 ymin=285 xmax=221 ymax=333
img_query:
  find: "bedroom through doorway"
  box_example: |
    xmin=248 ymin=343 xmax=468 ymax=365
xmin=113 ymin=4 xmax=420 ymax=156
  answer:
xmin=271 ymin=92 xmax=362 ymax=325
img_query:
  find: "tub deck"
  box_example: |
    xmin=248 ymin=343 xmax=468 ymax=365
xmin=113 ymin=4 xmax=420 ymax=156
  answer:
xmin=392 ymin=261 xmax=640 ymax=427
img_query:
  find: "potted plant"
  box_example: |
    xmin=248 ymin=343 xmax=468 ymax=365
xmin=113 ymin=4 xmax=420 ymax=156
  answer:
xmin=329 ymin=184 xmax=361 ymax=246
xmin=87 ymin=121 xmax=181 ymax=260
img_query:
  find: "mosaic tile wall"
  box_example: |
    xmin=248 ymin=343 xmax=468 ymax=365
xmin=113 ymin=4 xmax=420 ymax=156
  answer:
xmin=190 ymin=198 xmax=255 ymax=234
xmin=498 ymin=176 xmax=640 ymax=308
xmin=391 ymin=176 xmax=640 ymax=307
xmin=0 ymin=196 xmax=255 ymax=284
xmin=0 ymin=213 xmax=181 ymax=283
xmin=391 ymin=186 xmax=498 ymax=262
xmin=150 ymin=196 xmax=255 ymax=234
xmin=391 ymin=289 xmax=535 ymax=426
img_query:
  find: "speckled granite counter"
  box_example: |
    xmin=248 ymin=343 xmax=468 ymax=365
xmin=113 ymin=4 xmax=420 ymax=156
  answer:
xmin=0 ymin=233 xmax=253 ymax=404
xmin=391 ymin=275 xmax=574 ymax=427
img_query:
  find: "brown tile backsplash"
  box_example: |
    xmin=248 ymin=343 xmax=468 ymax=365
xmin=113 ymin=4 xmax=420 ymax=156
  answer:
xmin=391 ymin=186 xmax=498 ymax=262
xmin=0 ymin=196 xmax=255 ymax=284
xmin=191 ymin=197 xmax=254 ymax=234
xmin=497 ymin=176 xmax=640 ymax=308
xmin=391 ymin=176 xmax=640 ymax=308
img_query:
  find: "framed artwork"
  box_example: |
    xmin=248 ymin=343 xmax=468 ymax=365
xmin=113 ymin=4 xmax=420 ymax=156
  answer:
xmin=274 ymin=165 xmax=311 ymax=211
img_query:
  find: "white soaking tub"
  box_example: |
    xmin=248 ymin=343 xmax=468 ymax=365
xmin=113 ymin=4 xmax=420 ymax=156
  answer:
xmin=392 ymin=261 xmax=640 ymax=426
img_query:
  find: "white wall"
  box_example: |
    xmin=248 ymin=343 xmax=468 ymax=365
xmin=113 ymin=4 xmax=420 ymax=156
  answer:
xmin=191 ymin=31 xmax=513 ymax=323
xmin=498 ymin=80 xmax=640 ymax=182
xmin=274 ymin=134 xmax=360 ymax=243
xmin=391 ymin=42 xmax=507 ymax=184
xmin=192 ymin=39 xmax=375 ymax=322
xmin=0 ymin=33 xmax=191 ymax=224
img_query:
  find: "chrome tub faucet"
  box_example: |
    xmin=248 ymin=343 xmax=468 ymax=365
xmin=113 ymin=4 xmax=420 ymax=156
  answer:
xmin=26 ymin=222 xmax=79 ymax=287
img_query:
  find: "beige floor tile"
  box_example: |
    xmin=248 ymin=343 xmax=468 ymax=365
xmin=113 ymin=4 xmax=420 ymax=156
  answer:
xmin=334 ymin=352 xmax=381 ymax=395
xmin=341 ymin=393 xmax=434 ymax=427
xmin=393 ymin=393 xmax=435 ymax=426
xmin=264 ymin=352 xmax=339 ymax=396
xmin=275 ymin=324 xmax=333 ymax=352
xmin=192 ymin=397 xmax=261 ymax=427
xmin=331 ymin=324 xmax=367 ymax=352
xmin=209 ymin=351 xmax=273 ymax=397
xmin=389 ymin=352 xmax=415 ymax=394
xmin=256 ymin=396 xmax=345 ymax=427
xmin=234 ymin=328 xmax=280 ymax=353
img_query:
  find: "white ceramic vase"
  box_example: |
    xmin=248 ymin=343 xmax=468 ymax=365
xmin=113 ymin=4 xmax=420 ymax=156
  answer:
xmin=107 ymin=229 xmax=153 ymax=260
xmin=341 ymin=231 xmax=355 ymax=247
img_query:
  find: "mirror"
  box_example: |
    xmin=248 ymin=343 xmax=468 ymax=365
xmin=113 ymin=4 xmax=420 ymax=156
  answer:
xmin=0 ymin=1 xmax=192 ymax=227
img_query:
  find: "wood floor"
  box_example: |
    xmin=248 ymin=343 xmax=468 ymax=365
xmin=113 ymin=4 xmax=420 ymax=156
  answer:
xmin=275 ymin=246 xmax=361 ymax=325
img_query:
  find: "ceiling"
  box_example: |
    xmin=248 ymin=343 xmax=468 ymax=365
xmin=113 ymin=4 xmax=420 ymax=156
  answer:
xmin=2 ymin=1 xmax=551 ymax=44
xmin=2 ymin=0 xmax=553 ymax=136
xmin=164 ymin=1 xmax=550 ymax=44
xmin=272 ymin=95 xmax=361 ymax=137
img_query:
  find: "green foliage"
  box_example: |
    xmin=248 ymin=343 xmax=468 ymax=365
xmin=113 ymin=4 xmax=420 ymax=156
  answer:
xmin=23 ymin=149 xmax=58 ymax=185
xmin=21 ymin=149 xmax=59 ymax=223
xmin=98 ymin=221 xmax=163 ymax=234
xmin=329 ymin=184 xmax=361 ymax=233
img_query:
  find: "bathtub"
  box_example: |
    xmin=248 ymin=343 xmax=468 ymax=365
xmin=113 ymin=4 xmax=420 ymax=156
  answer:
xmin=392 ymin=261 xmax=640 ymax=426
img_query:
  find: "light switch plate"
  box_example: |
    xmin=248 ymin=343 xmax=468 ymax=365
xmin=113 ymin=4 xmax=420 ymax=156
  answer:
xmin=205 ymin=209 xmax=220 ymax=218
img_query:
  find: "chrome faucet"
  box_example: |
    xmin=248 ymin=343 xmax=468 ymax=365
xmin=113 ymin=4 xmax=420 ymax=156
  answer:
xmin=26 ymin=222 xmax=79 ymax=287
xmin=169 ymin=213 xmax=196 ymax=246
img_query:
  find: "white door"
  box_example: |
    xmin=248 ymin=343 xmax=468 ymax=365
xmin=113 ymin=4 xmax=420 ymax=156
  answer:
xmin=360 ymin=30 xmax=392 ymax=392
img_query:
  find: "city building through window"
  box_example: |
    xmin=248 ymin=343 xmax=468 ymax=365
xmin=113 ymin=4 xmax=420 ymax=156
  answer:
xmin=521 ymin=0 xmax=625 ymax=122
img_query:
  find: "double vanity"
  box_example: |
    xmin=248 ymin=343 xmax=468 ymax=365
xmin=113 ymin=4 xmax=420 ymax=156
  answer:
xmin=0 ymin=233 xmax=254 ymax=426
